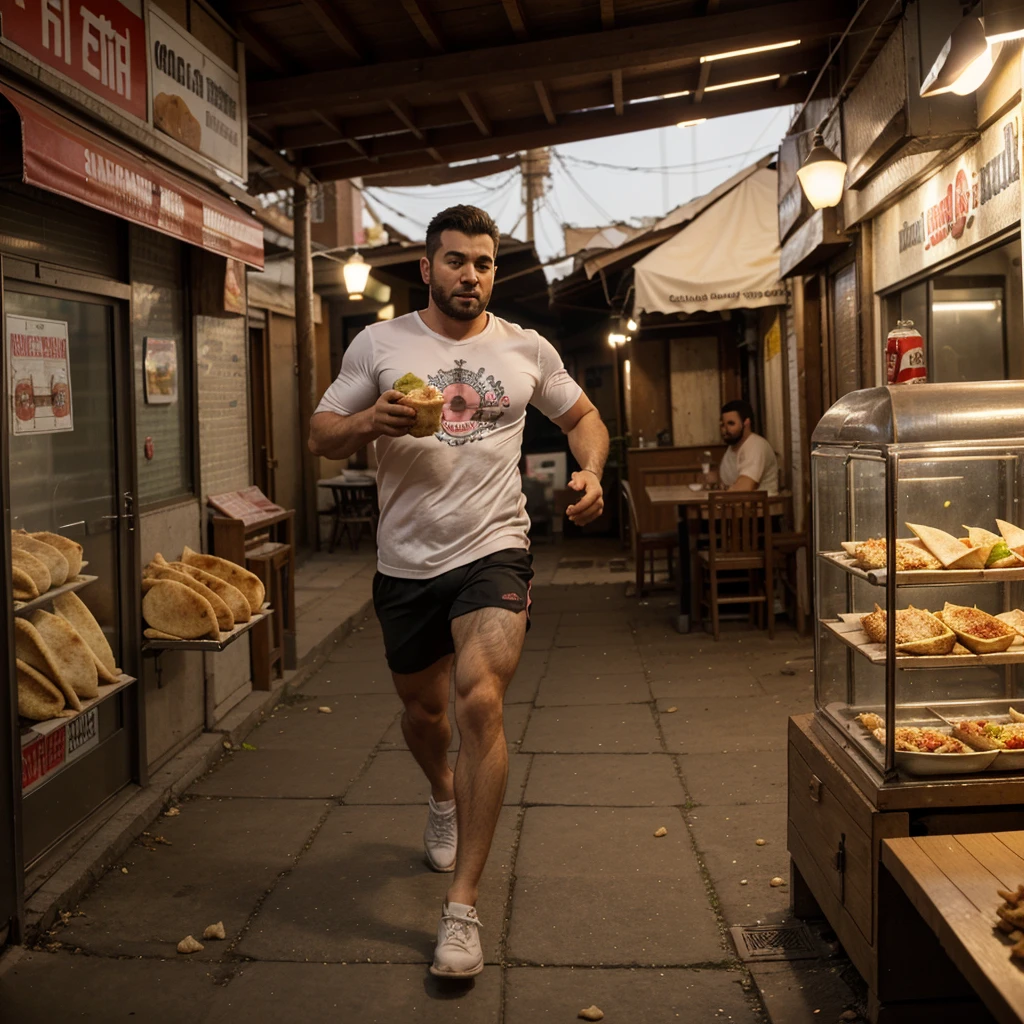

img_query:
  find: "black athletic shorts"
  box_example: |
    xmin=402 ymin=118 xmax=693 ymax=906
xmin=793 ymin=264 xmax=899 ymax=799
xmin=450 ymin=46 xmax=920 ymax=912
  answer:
xmin=372 ymin=548 xmax=533 ymax=675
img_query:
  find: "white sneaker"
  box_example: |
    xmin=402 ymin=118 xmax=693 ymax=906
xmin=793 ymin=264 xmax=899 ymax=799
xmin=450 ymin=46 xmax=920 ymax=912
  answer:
xmin=424 ymin=796 xmax=457 ymax=872
xmin=430 ymin=901 xmax=484 ymax=978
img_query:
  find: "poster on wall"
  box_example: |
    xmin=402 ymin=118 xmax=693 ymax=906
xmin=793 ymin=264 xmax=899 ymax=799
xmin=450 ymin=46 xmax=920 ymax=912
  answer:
xmin=147 ymin=4 xmax=245 ymax=179
xmin=7 ymin=316 xmax=73 ymax=435
xmin=143 ymin=338 xmax=179 ymax=404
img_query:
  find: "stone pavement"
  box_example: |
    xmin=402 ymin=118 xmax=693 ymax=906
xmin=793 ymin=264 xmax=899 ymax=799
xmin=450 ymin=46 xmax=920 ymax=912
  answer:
xmin=0 ymin=582 xmax=842 ymax=1023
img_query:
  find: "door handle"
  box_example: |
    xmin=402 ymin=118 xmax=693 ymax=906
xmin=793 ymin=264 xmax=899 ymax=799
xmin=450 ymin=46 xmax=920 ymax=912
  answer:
xmin=123 ymin=492 xmax=135 ymax=533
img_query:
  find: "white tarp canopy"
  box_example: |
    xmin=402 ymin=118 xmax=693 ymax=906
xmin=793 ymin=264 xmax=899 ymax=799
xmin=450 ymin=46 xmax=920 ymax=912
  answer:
xmin=633 ymin=165 xmax=785 ymax=316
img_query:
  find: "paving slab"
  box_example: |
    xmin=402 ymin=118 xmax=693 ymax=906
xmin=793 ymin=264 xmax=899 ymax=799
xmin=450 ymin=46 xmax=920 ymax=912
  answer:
xmin=56 ymin=797 xmax=328 ymax=958
xmin=237 ymin=805 xmax=517 ymax=964
xmin=649 ymin=672 xmax=765 ymax=701
xmin=0 ymin=952 xmax=226 ymax=1024
xmin=686 ymin=803 xmax=791 ymax=927
xmin=298 ymin=666 xmax=397 ymax=696
xmin=558 ymin=610 xmax=641 ymax=628
xmin=345 ymin=749 xmax=531 ymax=806
xmin=328 ymin=639 xmax=394 ymax=664
xmin=190 ymin=746 xmax=371 ymax=799
xmin=750 ymin=960 xmax=859 ymax=1024
xmin=520 ymin=704 xmax=662 ymax=753
xmin=546 ymin=646 xmax=646 ymax=675
xmin=553 ymin=626 xmax=637 ymax=647
xmin=504 ymin=966 xmax=761 ymax=1023
xmin=213 ymin=962 xmax=502 ymax=1023
xmin=677 ymin=749 xmax=788 ymax=806
xmin=508 ymin=807 xmax=723 ymax=965
xmin=535 ymin=672 xmax=651 ymax=706
xmin=378 ymin=702 xmax=532 ymax=751
xmin=658 ymin=697 xmax=798 ymax=754
xmin=252 ymin=695 xmax=399 ymax=749
xmin=524 ymin=754 xmax=686 ymax=806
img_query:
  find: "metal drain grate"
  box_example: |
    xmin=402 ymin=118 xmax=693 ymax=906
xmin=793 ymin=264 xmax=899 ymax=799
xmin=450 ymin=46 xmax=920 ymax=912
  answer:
xmin=729 ymin=923 xmax=823 ymax=963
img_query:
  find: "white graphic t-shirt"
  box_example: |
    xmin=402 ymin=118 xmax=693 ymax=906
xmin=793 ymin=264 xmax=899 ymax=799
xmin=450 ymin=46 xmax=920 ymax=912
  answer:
xmin=315 ymin=311 xmax=582 ymax=579
xmin=719 ymin=433 xmax=779 ymax=495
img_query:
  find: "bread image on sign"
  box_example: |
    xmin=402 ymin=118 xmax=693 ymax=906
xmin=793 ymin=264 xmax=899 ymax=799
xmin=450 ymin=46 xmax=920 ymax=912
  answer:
xmin=154 ymin=92 xmax=202 ymax=152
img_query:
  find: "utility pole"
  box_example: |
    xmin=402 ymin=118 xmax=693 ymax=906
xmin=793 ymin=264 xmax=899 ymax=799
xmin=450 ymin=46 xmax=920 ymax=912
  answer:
xmin=521 ymin=148 xmax=550 ymax=242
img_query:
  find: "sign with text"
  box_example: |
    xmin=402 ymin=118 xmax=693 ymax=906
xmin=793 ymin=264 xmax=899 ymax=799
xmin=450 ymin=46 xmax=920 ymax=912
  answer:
xmin=875 ymin=109 xmax=1021 ymax=291
xmin=147 ymin=4 xmax=244 ymax=178
xmin=7 ymin=314 xmax=73 ymax=435
xmin=22 ymin=707 xmax=99 ymax=794
xmin=0 ymin=0 xmax=147 ymax=120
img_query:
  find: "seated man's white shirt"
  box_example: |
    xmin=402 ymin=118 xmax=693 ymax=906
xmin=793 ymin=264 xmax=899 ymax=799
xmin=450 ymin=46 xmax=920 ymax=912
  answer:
xmin=315 ymin=311 xmax=582 ymax=579
xmin=718 ymin=433 xmax=779 ymax=495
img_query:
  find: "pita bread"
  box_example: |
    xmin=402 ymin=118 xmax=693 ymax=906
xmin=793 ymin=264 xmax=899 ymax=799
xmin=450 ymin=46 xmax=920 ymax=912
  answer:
xmin=142 ymin=580 xmax=219 ymax=639
xmin=144 ymin=627 xmax=181 ymax=640
xmin=31 ymin=532 xmax=84 ymax=577
xmin=906 ymin=523 xmax=992 ymax=569
xmin=14 ymin=618 xmax=82 ymax=711
xmin=52 ymin=592 xmax=120 ymax=682
xmin=180 ymin=546 xmax=264 ymax=613
xmin=30 ymin=609 xmax=99 ymax=699
xmin=146 ymin=567 xmax=234 ymax=630
xmin=997 ymin=610 xmax=1024 ymax=636
xmin=964 ymin=525 xmax=1022 ymax=568
xmin=941 ymin=602 xmax=1016 ymax=654
xmin=165 ymin=561 xmax=250 ymax=623
xmin=997 ymin=519 xmax=1024 ymax=551
xmin=11 ymin=531 xmax=68 ymax=587
xmin=13 ymin=566 xmax=38 ymax=601
xmin=858 ymin=603 xmax=956 ymax=655
xmin=13 ymin=548 xmax=51 ymax=594
xmin=16 ymin=659 xmax=65 ymax=720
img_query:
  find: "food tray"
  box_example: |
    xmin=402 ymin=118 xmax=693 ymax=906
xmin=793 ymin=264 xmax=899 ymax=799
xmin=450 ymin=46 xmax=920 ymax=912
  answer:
xmin=822 ymin=615 xmax=1024 ymax=667
xmin=13 ymin=574 xmax=99 ymax=616
xmin=928 ymin=704 xmax=1024 ymax=771
xmin=819 ymin=550 xmax=1024 ymax=586
xmin=142 ymin=605 xmax=272 ymax=652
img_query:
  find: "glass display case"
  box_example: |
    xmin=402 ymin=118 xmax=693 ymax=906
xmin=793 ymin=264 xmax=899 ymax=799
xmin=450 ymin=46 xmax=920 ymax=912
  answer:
xmin=812 ymin=381 xmax=1024 ymax=783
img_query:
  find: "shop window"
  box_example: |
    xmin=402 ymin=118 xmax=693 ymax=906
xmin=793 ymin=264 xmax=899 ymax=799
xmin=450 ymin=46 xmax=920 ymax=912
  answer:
xmin=130 ymin=227 xmax=194 ymax=505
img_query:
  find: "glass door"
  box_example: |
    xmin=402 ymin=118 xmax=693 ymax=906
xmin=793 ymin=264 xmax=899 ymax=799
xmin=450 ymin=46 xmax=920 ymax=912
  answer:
xmin=4 ymin=285 xmax=137 ymax=865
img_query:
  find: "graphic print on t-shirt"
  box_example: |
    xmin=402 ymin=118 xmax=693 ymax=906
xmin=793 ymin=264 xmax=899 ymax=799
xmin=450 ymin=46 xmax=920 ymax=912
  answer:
xmin=428 ymin=359 xmax=512 ymax=446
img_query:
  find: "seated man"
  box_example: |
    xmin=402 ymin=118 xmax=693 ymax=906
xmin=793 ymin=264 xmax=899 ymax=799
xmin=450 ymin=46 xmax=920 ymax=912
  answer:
xmin=714 ymin=399 xmax=779 ymax=495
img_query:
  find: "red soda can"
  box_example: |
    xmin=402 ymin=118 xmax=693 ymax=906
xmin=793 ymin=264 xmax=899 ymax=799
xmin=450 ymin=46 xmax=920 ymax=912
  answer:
xmin=885 ymin=320 xmax=926 ymax=384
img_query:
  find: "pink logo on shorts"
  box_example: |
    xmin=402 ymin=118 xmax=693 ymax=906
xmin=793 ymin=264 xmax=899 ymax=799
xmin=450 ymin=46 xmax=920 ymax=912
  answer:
xmin=502 ymin=592 xmax=522 ymax=603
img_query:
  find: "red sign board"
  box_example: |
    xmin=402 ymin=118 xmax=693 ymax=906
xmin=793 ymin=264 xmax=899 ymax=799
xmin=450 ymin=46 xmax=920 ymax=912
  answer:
xmin=0 ymin=83 xmax=264 ymax=267
xmin=0 ymin=0 xmax=147 ymax=121
xmin=22 ymin=730 xmax=66 ymax=792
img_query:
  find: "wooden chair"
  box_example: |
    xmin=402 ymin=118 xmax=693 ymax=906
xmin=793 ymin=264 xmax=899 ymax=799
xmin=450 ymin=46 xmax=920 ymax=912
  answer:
xmin=622 ymin=480 xmax=677 ymax=597
xmin=773 ymin=527 xmax=809 ymax=635
xmin=696 ymin=490 xmax=774 ymax=641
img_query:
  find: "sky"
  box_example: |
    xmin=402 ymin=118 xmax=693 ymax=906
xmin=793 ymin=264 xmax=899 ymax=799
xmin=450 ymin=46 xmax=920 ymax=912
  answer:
xmin=359 ymin=103 xmax=795 ymax=277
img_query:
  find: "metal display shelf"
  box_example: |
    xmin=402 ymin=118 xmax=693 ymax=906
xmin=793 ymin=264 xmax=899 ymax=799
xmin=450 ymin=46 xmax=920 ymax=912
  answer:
xmin=13 ymin=574 xmax=99 ymax=616
xmin=822 ymin=614 xmax=1024 ymax=667
xmin=19 ymin=674 xmax=135 ymax=743
xmin=820 ymin=550 xmax=1024 ymax=587
xmin=142 ymin=605 xmax=273 ymax=653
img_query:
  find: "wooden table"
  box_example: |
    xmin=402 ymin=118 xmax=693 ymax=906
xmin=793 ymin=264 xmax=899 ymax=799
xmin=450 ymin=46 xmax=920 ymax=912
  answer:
xmin=317 ymin=473 xmax=378 ymax=552
xmin=645 ymin=486 xmax=791 ymax=633
xmin=881 ymin=832 xmax=1024 ymax=1024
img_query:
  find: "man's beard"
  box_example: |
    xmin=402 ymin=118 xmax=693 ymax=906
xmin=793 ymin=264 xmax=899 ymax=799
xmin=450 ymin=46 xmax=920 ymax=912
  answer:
xmin=431 ymin=281 xmax=489 ymax=321
xmin=723 ymin=431 xmax=743 ymax=446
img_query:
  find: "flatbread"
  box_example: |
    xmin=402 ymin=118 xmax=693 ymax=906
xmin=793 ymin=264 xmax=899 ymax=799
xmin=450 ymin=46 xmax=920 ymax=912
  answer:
xmin=398 ymin=385 xmax=444 ymax=438
xmin=940 ymin=602 xmax=1016 ymax=654
xmin=997 ymin=610 xmax=1024 ymax=636
xmin=12 ymin=548 xmax=50 ymax=594
xmin=11 ymin=531 xmax=68 ymax=587
xmin=144 ymin=627 xmax=181 ymax=640
xmin=52 ymin=592 xmax=120 ymax=682
xmin=147 ymin=567 xmax=234 ymax=630
xmin=31 ymin=532 xmax=84 ymax=577
xmin=165 ymin=562 xmax=250 ymax=623
xmin=180 ymin=546 xmax=264 ymax=614
xmin=13 ymin=617 xmax=82 ymax=711
xmin=905 ymin=523 xmax=992 ymax=569
xmin=13 ymin=566 xmax=38 ymax=601
xmin=142 ymin=580 xmax=219 ymax=639
xmin=965 ymin=526 xmax=1021 ymax=568
xmin=858 ymin=604 xmax=956 ymax=655
xmin=16 ymin=659 xmax=65 ymax=720
xmin=30 ymin=609 xmax=99 ymax=700
xmin=997 ymin=519 xmax=1024 ymax=551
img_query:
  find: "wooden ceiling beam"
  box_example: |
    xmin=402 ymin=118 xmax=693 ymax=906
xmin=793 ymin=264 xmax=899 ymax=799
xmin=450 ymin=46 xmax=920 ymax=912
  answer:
xmin=298 ymin=0 xmax=364 ymax=62
xmin=459 ymin=91 xmax=492 ymax=136
xmin=501 ymin=0 xmax=529 ymax=40
xmin=274 ymin=45 xmax=826 ymax=149
xmin=534 ymin=81 xmax=557 ymax=125
xmin=599 ymin=0 xmax=614 ymax=29
xmin=363 ymin=154 xmax=520 ymax=187
xmin=292 ymin=82 xmax=806 ymax=180
xmin=247 ymin=137 xmax=311 ymax=186
xmin=248 ymin=2 xmax=851 ymax=113
xmin=694 ymin=62 xmax=712 ymax=103
xmin=400 ymin=0 xmax=445 ymax=52
xmin=387 ymin=98 xmax=446 ymax=162
xmin=611 ymin=69 xmax=624 ymax=115
xmin=313 ymin=110 xmax=371 ymax=160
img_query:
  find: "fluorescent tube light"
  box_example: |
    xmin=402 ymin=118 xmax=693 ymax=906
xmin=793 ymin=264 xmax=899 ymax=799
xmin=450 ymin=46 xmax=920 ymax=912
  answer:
xmin=700 ymin=40 xmax=800 ymax=63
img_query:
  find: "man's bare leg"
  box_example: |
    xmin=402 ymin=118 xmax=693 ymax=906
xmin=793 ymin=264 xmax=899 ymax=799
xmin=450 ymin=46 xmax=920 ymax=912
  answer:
xmin=393 ymin=655 xmax=455 ymax=803
xmin=446 ymin=607 xmax=526 ymax=907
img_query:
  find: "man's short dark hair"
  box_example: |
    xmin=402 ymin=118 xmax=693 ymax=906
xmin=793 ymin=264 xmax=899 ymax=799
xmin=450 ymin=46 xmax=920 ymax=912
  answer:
xmin=721 ymin=399 xmax=754 ymax=426
xmin=425 ymin=205 xmax=500 ymax=261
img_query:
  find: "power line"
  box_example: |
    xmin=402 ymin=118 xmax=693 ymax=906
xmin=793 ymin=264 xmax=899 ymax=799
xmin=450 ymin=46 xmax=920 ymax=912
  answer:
xmin=555 ymin=147 xmax=771 ymax=175
xmin=551 ymin=151 xmax=615 ymax=223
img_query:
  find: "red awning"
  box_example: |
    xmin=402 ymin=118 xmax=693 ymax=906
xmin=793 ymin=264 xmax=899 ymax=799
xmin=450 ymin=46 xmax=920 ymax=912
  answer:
xmin=0 ymin=84 xmax=264 ymax=269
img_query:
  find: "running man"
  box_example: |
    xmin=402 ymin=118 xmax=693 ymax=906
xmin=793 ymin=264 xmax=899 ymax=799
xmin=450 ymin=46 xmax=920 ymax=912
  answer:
xmin=308 ymin=205 xmax=608 ymax=978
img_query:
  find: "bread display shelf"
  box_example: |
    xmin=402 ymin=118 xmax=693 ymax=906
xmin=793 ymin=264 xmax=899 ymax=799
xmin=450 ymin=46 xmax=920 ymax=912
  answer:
xmin=19 ymin=674 xmax=135 ymax=743
xmin=13 ymin=574 xmax=99 ymax=617
xmin=819 ymin=550 xmax=1024 ymax=586
xmin=142 ymin=604 xmax=272 ymax=652
xmin=823 ymin=614 xmax=1024 ymax=667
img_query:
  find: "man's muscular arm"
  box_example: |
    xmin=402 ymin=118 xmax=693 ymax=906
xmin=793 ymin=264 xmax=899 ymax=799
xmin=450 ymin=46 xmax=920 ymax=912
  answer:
xmin=308 ymin=391 xmax=416 ymax=461
xmin=553 ymin=394 xmax=609 ymax=526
